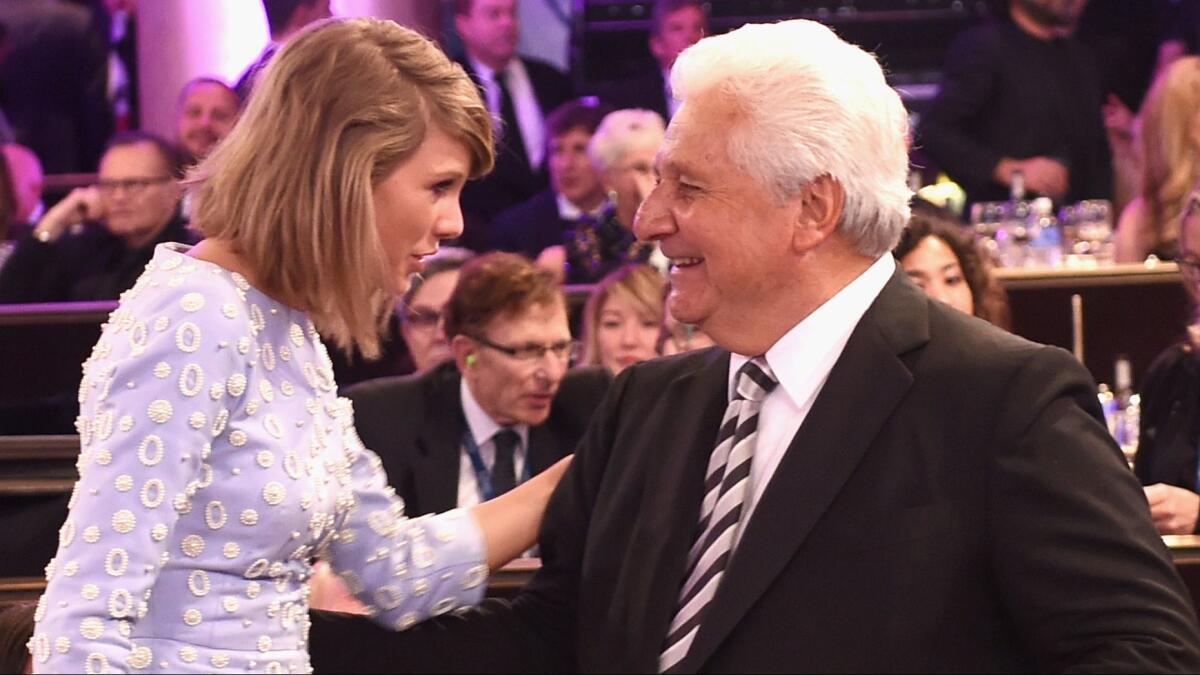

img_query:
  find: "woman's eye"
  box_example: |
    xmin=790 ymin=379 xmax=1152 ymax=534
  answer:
xmin=431 ymin=180 xmax=455 ymax=195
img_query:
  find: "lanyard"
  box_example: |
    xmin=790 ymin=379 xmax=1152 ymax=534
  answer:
xmin=462 ymin=430 xmax=531 ymax=502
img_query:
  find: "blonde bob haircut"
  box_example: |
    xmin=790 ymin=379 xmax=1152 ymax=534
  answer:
xmin=580 ymin=264 xmax=666 ymax=367
xmin=186 ymin=18 xmax=494 ymax=359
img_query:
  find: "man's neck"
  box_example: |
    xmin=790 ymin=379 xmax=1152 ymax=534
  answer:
xmin=572 ymin=191 xmax=606 ymax=214
xmin=1010 ymin=6 xmax=1074 ymax=41
xmin=467 ymin=48 xmax=512 ymax=75
xmin=708 ymin=252 xmax=876 ymax=356
xmin=121 ymin=221 xmax=170 ymax=251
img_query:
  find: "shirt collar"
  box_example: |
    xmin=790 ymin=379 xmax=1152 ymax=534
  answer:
xmin=556 ymin=193 xmax=609 ymax=221
xmin=469 ymin=55 xmax=510 ymax=85
xmin=460 ymin=376 xmax=529 ymax=449
xmin=729 ymin=254 xmax=895 ymax=404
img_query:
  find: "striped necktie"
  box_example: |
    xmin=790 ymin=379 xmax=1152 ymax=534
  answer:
xmin=659 ymin=357 xmax=779 ymax=673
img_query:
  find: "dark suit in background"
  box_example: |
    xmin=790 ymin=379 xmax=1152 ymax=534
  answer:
xmin=488 ymin=188 xmax=574 ymax=260
xmin=602 ymin=67 xmax=671 ymax=123
xmin=0 ymin=0 xmax=111 ymax=173
xmin=454 ymin=56 xmax=573 ymax=252
xmin=312 ymin=271 xmax=1200 ymax=672
xmin=345 ymin=360 xmax=609 ymax=516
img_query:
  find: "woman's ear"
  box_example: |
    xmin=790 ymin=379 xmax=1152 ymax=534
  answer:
xmin=791 ymin=175 xmax=845 ymax=253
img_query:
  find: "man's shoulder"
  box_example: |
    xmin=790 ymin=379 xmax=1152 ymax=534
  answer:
xmin=619 ymin=348 xmax=726 ymax=395
xmin=345 ymin=361 xmax=459 ymax=410
xmin=493 ymin=190 xmax=558 ymax=227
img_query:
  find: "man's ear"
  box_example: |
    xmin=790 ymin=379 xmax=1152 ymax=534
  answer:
xmin=451 ymin=335 xmax=476 ymax=374
xmin=791 ymin=175 xmax=845 ymax=253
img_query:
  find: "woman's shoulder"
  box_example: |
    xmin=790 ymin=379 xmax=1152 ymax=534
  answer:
xmin=87 ymin=244 xmax=264 ymax=373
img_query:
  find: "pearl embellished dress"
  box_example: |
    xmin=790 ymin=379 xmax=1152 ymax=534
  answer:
xmin=29 ymin=244 xmax=488 ymax=674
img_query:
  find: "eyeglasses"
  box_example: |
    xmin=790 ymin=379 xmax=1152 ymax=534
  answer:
xmin=471 ymin=334 xmax=580 ymax=363
xmin=96 ymin=176 xmax=174 ymax=195
xmin=402 ymin=308 xmax=442 ymax=330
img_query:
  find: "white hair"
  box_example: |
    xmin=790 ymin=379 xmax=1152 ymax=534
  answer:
xmin=587 ymin=109 xmax=666 ymax=171
xmin=671 ymin=20 xmax=912 ymax=257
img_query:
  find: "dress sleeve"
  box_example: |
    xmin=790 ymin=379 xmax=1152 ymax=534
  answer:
xmin=30 ymin=284 xmax=247 ymax=673
xmin=320 ymin=397 xmax=489 ymax=632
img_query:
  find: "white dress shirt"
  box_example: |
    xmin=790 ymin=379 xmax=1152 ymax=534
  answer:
xmin=470 ymin=56 xmax=546 ymax=169
xmin=664 ymin=69 xmax=681 ymax=119
xmin=457 ymin=378 xmax=530 ymax=508
xmin=728 ymin=254 xmax=895 ymax=543
xmin=556 ymin=193 xmax=608 ymax=222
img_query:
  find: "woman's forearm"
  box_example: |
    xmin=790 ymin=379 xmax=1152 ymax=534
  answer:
xmin=469 ymin=456 xmax=572 ymax=569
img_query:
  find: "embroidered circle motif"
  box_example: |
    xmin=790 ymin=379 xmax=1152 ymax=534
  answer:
xmin=262 ymin=482 xmax=285 ymax=506
xmin=181 ymin=535 xmax=205 ymax=558
xmin=147 ymin=400 xmax=173 ymax=424
xmin=180 ymin=292 xmax=205 ymax=313
xmin=175 ymin=322 xmax=202 ymax=353
xmin=111 ymin=510 xmax=136 ymax=534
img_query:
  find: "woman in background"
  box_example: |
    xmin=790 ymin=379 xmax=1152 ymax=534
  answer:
xmin=894 ymin=201 xmax=1011 ymax=330
xmin=579 ymin=264 xmax=665 ymax=375
xmin=538 ymin=109 xmax=665 ymax=284
xmin=1115 ymin=56 xmax=1200 ymax=262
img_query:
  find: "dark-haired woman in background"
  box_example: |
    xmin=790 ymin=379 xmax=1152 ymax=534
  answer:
xmin=894 ymin=201 xmax=1011 ymax=330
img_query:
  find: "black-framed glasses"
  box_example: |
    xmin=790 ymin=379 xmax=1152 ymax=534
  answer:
xmin=402 ymin=307 xmax=442 ymax=330
xmin=471 ymin=334 xmax=580 ymax=363
xmin=96 ymin=176 xmax=174 ymax=195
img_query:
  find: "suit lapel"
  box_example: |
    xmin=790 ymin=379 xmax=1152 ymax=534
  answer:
xmin=615 ymin=350 xmax=732 ymax=672
xmin=679 ymin=271 xmax=930 ymax=672
xmin=412 ymin=367 xmax=467 ymax=515
xmin=526 ymin=425 xmax=557 ymax=475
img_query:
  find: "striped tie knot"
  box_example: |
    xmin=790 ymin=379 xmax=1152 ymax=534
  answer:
xmin=733 ymin=357 xmax=777 ymax=402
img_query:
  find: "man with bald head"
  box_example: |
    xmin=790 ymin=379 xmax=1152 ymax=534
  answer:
xmin=312 ymin=18 xmax=1200 ymax=673
xmin=175 ymin=77 xmax=240 ymax=165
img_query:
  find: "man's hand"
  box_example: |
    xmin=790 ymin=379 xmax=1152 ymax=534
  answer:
xmin=993 ymin=156 xmax=1069 ymax=201
xmin=32 ymin=185 xmax=102 ymax=243
xmin=1145 ymin=483 xmax=1200 ymax=535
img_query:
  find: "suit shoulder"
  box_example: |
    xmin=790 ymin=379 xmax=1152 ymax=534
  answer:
xmin=520 ymin=56 xmax=568 ymax=80
xmin=623 ymin=348 xmax=724 ymax=388
xmin=345 ymin=364 xmax=453 ymax=409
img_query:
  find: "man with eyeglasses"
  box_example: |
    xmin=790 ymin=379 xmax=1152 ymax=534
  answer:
xmin=0 ymin=132 xmax=193 ymax=303
xmin=348 ymin=252 xmax=610 ymax=517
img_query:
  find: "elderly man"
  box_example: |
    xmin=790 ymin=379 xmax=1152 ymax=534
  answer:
xmin=0 ymin=132 xmax=192 ymax=302
xmin=312 ymin=20 xmax=1200 ymax=672
xmin=175 ymin=77 xmax=240 ymax=165
xmin=348 ymin=252 xmax=609 ymax=516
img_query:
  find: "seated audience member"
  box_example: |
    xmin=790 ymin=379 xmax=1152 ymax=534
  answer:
xmin=489 ymin=97 xmax=611 ymax=259
xmin=175 ymin=76 xmax=240 ymax=165
xmin=894 ymin=201 xmax=1012 ymax=330
xmin=1115 ymin=56 xmax=1200 ymax=262
xmin=580 ymin=264 xmax=665 ymax=376
xmin=452 ymin=0 xmax=574 ymax=250
xmin=542 ymin=109 xmax=664 ymax=283
xmin=2 ymin=143 xmax=43 ymax=228
xmin=1135 ymin=189 xmax=1200 ymax=534
xmin=347 ymin=252 xmax=609 ymax=516
xmin=0 ymin=602 xmax=33 ymax=675
xmin=236 ymin=0 xmax=332 ymax=101
xmin=399 ymin=247 xmax=474 ymax=374
xmin=0 ymin=132 xmax=193 ymax=303
xmin=606 ymin=0 xmax=708 ymax=122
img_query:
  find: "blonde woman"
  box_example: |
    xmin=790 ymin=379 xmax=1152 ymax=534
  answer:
xmin=1115 ymin=57 xmax=1200 ymax=262
xmin=29 ymin=18 xmax=567 ymax=673
xmin=580 ymin=264 xmax=665 ymax=375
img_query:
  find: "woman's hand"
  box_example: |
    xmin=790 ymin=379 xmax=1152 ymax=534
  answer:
xmin=469 ymin=455 xmax=573 ymax=569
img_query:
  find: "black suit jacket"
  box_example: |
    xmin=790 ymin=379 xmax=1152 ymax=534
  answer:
xmin=454 ymin=56 xmax=574 ymax=252
xmin=345 ymin=361 xmax=610 ymax=516
xmin=313 ymin=270 xmax=1200 ymax=672
xmin=602 ymin=68 xmax=670 ymax=124
xmin=488 ymin=188 xmax=574 ymax=259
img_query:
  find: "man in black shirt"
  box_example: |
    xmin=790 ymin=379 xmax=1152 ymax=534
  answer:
xmin=0 ymin=132 xmax=193 ymax=303
xmin=919 ymin=0 xmax=1112 ymax=206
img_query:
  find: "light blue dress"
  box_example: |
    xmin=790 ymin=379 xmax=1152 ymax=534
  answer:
xmin=28 ymin=244 xmax=488 ymax=673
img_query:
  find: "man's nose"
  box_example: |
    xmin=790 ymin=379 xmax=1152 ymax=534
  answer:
xmin=633 ymin=184 xmax=671 ymax=241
